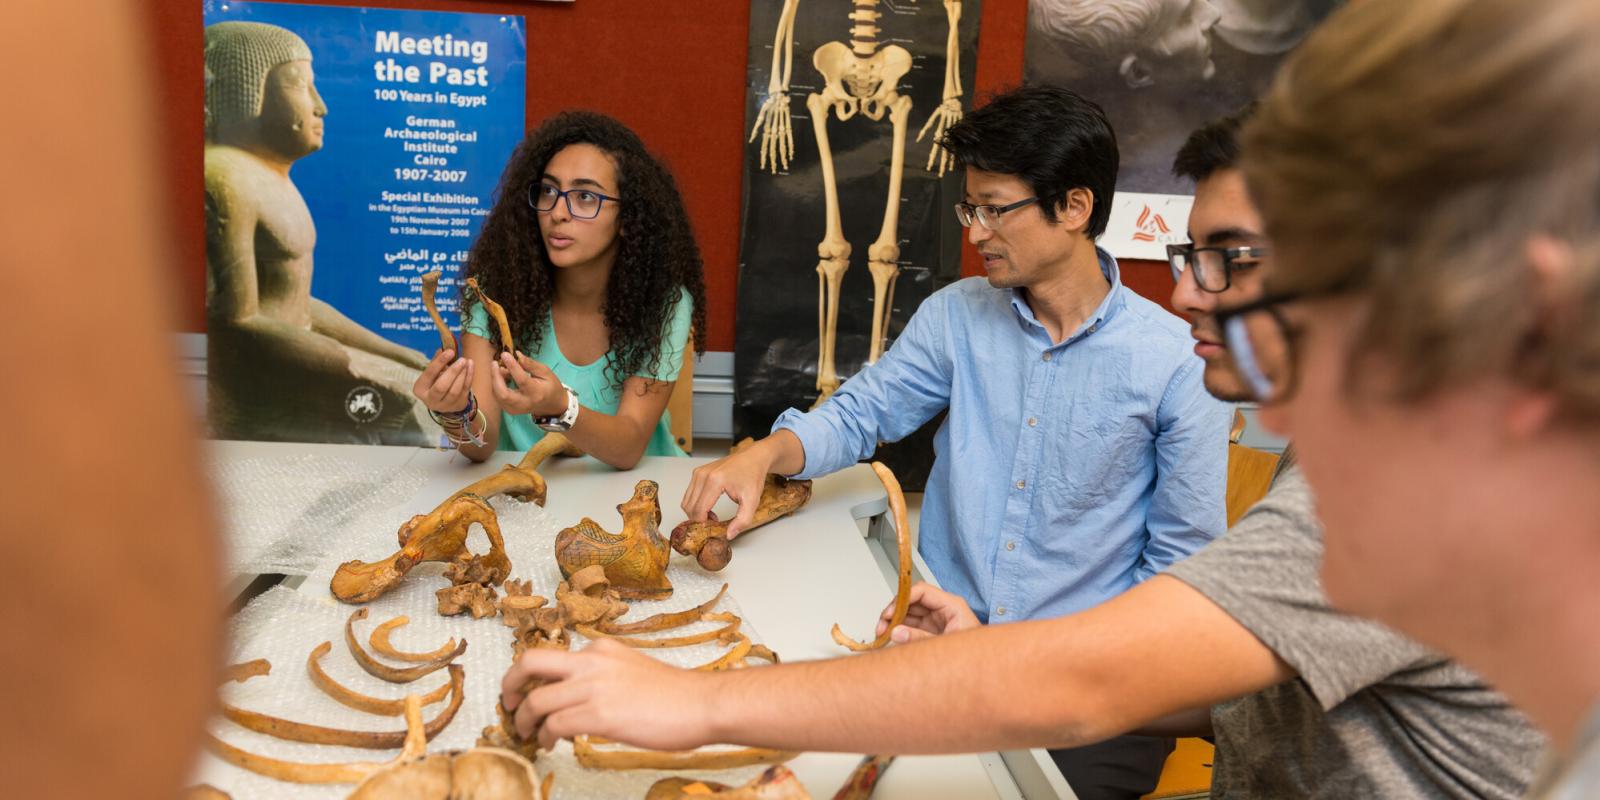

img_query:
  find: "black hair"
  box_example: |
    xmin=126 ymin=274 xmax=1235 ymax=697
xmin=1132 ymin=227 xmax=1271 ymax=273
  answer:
xmin=462 ymin=111 xmax=707 ymax=390
xmin=1172 ymin=104 xmax=1257 ymax=183
xmin=938 ymin=85 xmax=1119 ymax=238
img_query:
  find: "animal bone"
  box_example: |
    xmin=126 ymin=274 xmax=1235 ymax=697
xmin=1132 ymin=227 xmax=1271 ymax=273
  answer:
xmin=671 ymin=470 xmax=813 ymax=570
xmin=204 ymin=694 xmax=430 ymax=785
xmin=554 ymin=480 xmax=673 ymax=600
xmin=498 ymin=581 xmax=548 ymax=631
xmin=437 ymin=582 xmax=499 ymax=619
xmin=576 ymin=611 xmax=743 ymax=649
xmin=573 ymin=736 xmax=796 ymax=771
xmin=217 ymin=658 xmax=463 ymax=749
xmin=331 ymin=494 xmax=507 ymax=604
xmin=347 ymin=746 xmax=547 ymax=800
xmin=420 ymin=270 xmax=455 ymax=353
xmin=832 ymin=462 xmax=912 ymax=651
xmin=553 ymin=565 xmax=632 ymax=626
xmin=464 ymin=277 xmax=514 ymax=352
xmin=369 ymin=616 xmax=460 ymax=664
xmin=834 ymin=754 xmax=896 ymax=800
xmin=646 ymin=766 xmax=811 ymax=799
xmin=347 ymin=608 xmax=467 ymax=683
xmin=329 ymin=425 xmax=576 ymax=604
xmin=307 ymin=641 xmax=452 ymax=716
xmin=597 ymin=584 xmax=727 ymax=634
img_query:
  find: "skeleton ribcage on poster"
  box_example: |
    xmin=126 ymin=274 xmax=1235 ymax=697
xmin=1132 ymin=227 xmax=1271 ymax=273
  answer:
xmin=734 ymin=0 xmax=982 ymax=474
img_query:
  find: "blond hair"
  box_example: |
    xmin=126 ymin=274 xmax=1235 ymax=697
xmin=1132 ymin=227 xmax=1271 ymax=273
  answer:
xmin=1242 ymin=0 xmax=1600 ymax=420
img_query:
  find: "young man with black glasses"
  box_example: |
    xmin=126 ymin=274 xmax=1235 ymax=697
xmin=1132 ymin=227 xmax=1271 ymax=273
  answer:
xmin=497 ymin=108 xmax=1544 ymax=800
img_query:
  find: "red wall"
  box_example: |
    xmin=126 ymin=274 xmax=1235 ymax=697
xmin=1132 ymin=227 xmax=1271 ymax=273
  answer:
xmin=150 ymin=0 xmax=1173 ymax=349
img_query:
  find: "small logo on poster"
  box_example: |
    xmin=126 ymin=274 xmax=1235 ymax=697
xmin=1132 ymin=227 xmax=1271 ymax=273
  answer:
xmin=345 ymin=386 xmax=383 ymax=424
xmin=1131 ymin=205 xmax=1173 ymax=243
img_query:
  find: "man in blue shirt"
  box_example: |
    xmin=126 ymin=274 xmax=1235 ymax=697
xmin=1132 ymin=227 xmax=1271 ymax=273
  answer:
xmin=681 ymin=85 xmax=1229 ymax=796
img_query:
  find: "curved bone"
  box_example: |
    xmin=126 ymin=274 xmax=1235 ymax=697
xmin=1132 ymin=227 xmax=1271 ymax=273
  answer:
xmin=204 ymin=694 xmax=428 ymax=785
xmin=220 ymin=663 xmax=463 ymax=748
xmin=331 ymin=494 xmax=506 ymax=604
xmin=646 ymin=766 xmax=810 ymax=799
xmin=832 ymin=462 xmax=912 ymax=651
xmin=599 ymin=584 xmax=727 ymax=635
xmin=420 ymin=270 xmax=455 ymax=353
xmin=464 ymin=277 xmax=514 ymax=352
xmin=307 ymin=641 xmax=452 ymax=716
xmin=445 ymin=431 xmax=579 ymax=507
xmin=555 ymin=480 xmax=673 ymax=600
xmin=347 ymin=608 xmax=467 ymax=683
xmin=692 ymin=635 xmax=752 ymax=671
xmin=370 ymin=616 xmax=460 ymax=663
xmin=574 ymin=737 xmax=796 ymax=771
xmin=671 ymin=473 xmax=813 ymax=571
xmin=576 ymin=612 xmax=742 ymax=649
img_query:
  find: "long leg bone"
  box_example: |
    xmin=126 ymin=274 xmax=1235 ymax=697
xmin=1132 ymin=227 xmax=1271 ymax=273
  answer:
xmin=831 ymin=462 xmax=912 ymax=651
xmin=867 ymin=94 xmax=913 ymax=364
xmin=806 ymin=90 xmax=852 ymax=406
xmin=672 ymin=471 xmax=813 ymax=571
xmin=218 ymin=659 xmax=463 ymax=749
xmin=369 ymin=616 xmax=460 ymax=663
xmin=307 ymin=641 xmax=453 ymax=716
xmin=574 ymin=736 xmax=797 ymax=771
xmin=420 ymin=270 xmax=455 ymax=353
xmin=346 ymin=608 xmax=467 ymax=683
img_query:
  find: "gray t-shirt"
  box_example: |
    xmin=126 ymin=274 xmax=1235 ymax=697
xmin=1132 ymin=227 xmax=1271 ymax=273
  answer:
xmin=1531 ymin=703 xmax=1600 ymax=799
xmin=1165 ymin=467 xmax=1546 ymax=798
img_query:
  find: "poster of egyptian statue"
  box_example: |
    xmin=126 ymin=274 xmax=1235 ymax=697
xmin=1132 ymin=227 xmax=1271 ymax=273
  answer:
xmin=734 ymin=0 xmax=981 ymax=487
xmin=202 ymin=1 xmax=525 ymax=446
xmin=1025 ymin=0 xmax=1341 ymax=258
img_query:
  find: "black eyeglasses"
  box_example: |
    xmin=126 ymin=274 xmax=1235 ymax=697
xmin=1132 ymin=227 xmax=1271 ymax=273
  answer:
xmin=954 ymin=197 xmax=1039 ymax=230
xmin=528 ymin=182 xmax=621 ymax=219
xmin=1167 ymin=243 xmax=1270 ymax=292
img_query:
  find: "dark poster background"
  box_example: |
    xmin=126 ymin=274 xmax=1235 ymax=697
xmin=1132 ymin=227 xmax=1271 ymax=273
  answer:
xmin=734 ymin=0 xmax=982 ymax=489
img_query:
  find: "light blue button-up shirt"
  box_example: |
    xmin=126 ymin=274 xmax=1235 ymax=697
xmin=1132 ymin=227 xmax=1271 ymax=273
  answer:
xmin=775 ymin=250 xmax=1229 ymax=623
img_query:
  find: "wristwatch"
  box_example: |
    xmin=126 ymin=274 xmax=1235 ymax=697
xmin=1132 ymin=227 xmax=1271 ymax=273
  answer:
xmin=534 ymin=385 xmax=580 ymax=432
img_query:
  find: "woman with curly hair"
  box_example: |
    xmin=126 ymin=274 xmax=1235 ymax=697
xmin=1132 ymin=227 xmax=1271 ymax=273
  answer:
xmin=412 ymin=111 xmax=707 ymax=468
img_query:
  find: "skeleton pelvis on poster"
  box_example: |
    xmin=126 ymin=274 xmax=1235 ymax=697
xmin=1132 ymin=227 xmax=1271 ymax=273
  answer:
xmin=750 ymin=0 xmax=965 ymax=407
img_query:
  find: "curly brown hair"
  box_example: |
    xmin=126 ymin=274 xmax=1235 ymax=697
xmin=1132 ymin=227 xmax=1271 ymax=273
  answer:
xmin=461 ymin=111 xmax=707 ymax=390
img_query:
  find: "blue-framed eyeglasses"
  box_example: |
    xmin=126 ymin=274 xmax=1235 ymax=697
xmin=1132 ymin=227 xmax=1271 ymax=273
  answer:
xmin=529 ymin=182 xmax=621 ymax=219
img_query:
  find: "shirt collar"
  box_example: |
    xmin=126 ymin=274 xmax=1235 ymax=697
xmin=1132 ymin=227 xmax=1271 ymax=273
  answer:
xmin=1008 ymin=246 xmax=1127 ymax=344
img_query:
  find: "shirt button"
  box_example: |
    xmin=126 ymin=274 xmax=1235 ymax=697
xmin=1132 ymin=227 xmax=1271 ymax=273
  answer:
xmin=1015 ymin=480 xmax=1026 ymax=490
xmin=1042 ymin=352 xmax=1053 ymax=362
xmin=995 ymin=606 xmax=1007 ymax=616
xmin=1027 ymin=417 xmax=1038 ymax=427
xmin=1006 ymin=541 xmax=1016 ymax=551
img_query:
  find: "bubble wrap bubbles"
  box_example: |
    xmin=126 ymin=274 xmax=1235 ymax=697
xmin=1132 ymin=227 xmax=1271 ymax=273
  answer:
xmin=198 ymin=494 xmax=780 ymax=798
xmin=209 ymin=455 xmax=428 ymax=577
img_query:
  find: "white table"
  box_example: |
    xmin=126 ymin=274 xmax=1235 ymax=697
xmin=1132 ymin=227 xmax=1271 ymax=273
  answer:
xmin=212 ymin=441 xmax=1073 ymax=799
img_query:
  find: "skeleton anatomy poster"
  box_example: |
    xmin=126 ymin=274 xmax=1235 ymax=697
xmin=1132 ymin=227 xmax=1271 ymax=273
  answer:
xmin=202 ymin=2 xmax=525 ymax=446
xmin=1025 ymin=0 xmax=1340 ymax=258
xmin=734 ymin=0 xmax=981 ymax=487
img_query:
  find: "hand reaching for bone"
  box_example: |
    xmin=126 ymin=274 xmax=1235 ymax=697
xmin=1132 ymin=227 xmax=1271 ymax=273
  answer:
xmin=500 ymin=638 xmax=715 ymax=752
xmin=750 ymin=92 xmax=795 ymax=175
xmin=876 ymin=582 xmax=981 ymax=644
xmin=681 ymin=433 xmax=803 ymax=539
xmin=492 ymin=350 xmax=567 ymax=417
xmin=917 ymin=98 xmax=963 ymax=177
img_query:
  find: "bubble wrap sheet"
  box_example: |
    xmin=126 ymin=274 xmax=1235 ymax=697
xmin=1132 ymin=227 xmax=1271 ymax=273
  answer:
xmin=209 ymin=455 xmax=429 ymax=577
xmin=195 ymin=494 xmax=778 ymax=799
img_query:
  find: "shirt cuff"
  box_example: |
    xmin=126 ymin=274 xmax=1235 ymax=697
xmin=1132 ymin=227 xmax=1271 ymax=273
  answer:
xmin=771 ymin=408 xmax=831 ymax=480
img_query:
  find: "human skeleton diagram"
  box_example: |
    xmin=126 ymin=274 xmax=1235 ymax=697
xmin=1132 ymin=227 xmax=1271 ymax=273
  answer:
xmin=750 ymin=0 xmax=965 ymax=405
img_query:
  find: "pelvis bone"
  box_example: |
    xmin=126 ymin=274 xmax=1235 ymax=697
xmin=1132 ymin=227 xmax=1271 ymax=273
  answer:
xmin=813 ymin=41 xmax=912 ymax=120
xmin=330 ymin=434 xmax=576 ymax=604
xmin=554 ymin=480 xmax=673 ymax=600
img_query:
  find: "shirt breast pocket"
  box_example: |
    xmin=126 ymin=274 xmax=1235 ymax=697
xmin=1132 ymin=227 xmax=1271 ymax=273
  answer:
xmin=1050 ymin=409 xmax=1155 ymax=508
